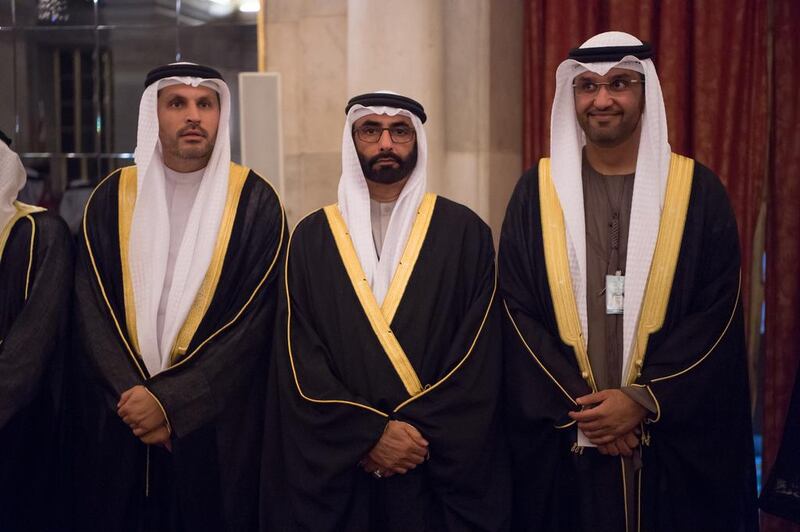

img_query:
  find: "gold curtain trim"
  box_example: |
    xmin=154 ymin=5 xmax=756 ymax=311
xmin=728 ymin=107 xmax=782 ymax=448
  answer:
xmin=323 ymin=203 xmax=425 ymax=397
xmin=84 ymin=171 xmax=147 ymax=380
xmin=539 ymin=158 xmax=596 ymax=391
xmin=624 ymin=153 xmax=694 ymax=385
xmin=380 ymin=193 xmax=437 ymax=325
xmin=169 ymin=162 xmax=249 ymax=363
xmin=285 ymin=210 xmax=389 ymax=419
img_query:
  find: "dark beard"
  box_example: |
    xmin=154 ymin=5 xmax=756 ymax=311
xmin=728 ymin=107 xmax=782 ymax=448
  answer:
xmin=358 ymin=144 xmax=418 ymax=184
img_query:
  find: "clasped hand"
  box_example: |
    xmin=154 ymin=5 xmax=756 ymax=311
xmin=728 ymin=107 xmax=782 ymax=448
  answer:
xmin=360 ymin=420 xmax=428 ymax=478
xmin=117 ymin=385 xmax=172 ymax=451
xmin=569 ymin=389 xmax=647 ymax=457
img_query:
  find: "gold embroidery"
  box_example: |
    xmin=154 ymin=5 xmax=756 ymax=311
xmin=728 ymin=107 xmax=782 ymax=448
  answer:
xmin=380 ymin=193 xmax=436 ymax=325
xmin=92 ymin=166 xmax=285 ymax=380
xmin=637 ymin=466 xmax=643 ymax=532
xmin=539 ymin=158 xmax=596 ymax=391
xmin=23 ymin=215 xmax=35 ymax=301
xmin=0 ymin=201 xmax=45 ymax=262
xmin=84 ymin=171 xmax=147 ymax=379
xmin=649 ymin=272 xmax=741 ymax=383
xmin=624 ymin=154 xmax=694 ymax=385
xmin=394 ymin=269 xmax=497 ymax=412
xmin=503 ymin=299 xmax=577 ymax=406
xmin=144 ymin=386 xmax=172 ymax=434
xmin=629 ymin=383 xmax=662 ymax=423
xmin=324 ymin=203 xmax=425 ymax=396
xmin=165 ymin=168 xmax=285 ymax=373
xmin=118 ymin=164 xmax=252 ymax=364
xmin=118 ymin=167 xmax=140 ymax=355
xmin=554 ymin=419 xmax=577 ymax=429
xmin=285 ymin=210 xmax=389 ymax=418
xmin=169 ymin=163 xmax=249 ymax=363
xmin=621 ymin=457 xmax=630 ymax=532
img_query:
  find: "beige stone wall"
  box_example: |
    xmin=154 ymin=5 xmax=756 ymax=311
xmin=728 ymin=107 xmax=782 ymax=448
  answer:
xmin=265 ymin=0 xmax=348 ymax=224
xmin=264 ymin=0 xmax=523 ymax=238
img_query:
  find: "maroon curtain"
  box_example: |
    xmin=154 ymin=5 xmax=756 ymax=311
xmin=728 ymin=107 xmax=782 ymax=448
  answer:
xmin=523 ymin=1 xmax=800 ymax=529
xmin=762 ymin=0 xmax=800 ymax=530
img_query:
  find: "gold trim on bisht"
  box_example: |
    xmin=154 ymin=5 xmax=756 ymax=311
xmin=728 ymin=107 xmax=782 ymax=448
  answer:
xmin=118 ymin=163 xmax=250 ymax=365
xmin=323 ymin=194 xmax=438 ymax=397
xmin=538 ymin=158 xmax=597 ymax=392
xmin=84 ymin=170 xmax=147 ymax=380
xmin=0 ymin=201 xmax=45 ymax=262
xmin=169 ymin=163 xmax=249 ymax=363
xmin=285 ymin=210 xmax=389 ymax=419
xmin=168 ymin=168 xmax=285 ymax=373
xmin=624 ymin=153 xmax=694 ymax=385
xmin=380 ymin=193 xmax=436 ymax=325
xmin=119 ymin=166 xmax=140 ymax=355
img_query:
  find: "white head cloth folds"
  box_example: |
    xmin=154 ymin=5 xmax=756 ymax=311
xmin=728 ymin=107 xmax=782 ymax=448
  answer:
xmin=337 ymin=91 xmax=427 ymax=306
xmin=130 ymin=65 xmax=231 ymax=376
xmin=550 ymin=31 xmax=671 ymax=381
xmin=0 ymin=140 xmax=26 ymax=232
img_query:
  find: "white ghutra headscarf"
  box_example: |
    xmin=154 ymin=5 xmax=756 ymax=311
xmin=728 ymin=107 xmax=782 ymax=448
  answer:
xmin=550 ymin=31 xmax=671 ymax=382
xmin=130 ymin=62 xmax=232 ymax=376
xmin=337 ymin=91 xmax=428 ymax=306
xmin=0 ymin=138 xmax=27 ymax=234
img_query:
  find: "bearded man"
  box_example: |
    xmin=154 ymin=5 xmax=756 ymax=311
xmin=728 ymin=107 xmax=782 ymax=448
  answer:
xmin=71 ymin=62 xmax=285 ymax=531
xmin=261 ymin=91 xmax=510 ymax=531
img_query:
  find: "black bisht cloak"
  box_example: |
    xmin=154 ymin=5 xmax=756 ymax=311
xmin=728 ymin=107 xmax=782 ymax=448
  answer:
xmin=69 ymin=165 xmax=285 ymax=531
xmin=262 ymin=195 xmax=510 ymax=531
xmin=0 ymin=210 xmax=73 ymax=532
xmin=760 ymin=366 xmax=800 ymax=524
xmin=499 ymin=158 xmax=758 ymax=532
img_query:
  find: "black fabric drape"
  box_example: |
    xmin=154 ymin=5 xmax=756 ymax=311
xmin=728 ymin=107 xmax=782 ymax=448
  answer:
xmin=499 ymin=161 xmax=757 ymax=532
xmin=262 ymin=198 xmax=510 ymax=532
xmin=0 ymin=212 xmax=73 ymax=532
xmin=69 ymin=168 xmax=285 ymax=532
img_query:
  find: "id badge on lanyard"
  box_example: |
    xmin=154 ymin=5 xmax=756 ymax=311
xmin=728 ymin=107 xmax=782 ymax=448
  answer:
xmin=605 ymin=270 xmax=624 ymax=314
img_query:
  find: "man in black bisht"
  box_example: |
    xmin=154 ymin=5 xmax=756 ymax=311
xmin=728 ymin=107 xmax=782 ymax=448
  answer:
xmin=71 ymin=63 xmax=285 ymax=531
xmin=0 ymin=130 xmax=73 ymax=531
xmin=499 ymin=31 xmax=758 ymax=531
xmin=261 ymin=92 xmax=510 ymax=531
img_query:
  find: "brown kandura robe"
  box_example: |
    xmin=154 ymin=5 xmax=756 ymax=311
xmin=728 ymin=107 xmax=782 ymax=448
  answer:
xmin=582 ymin=153 xmax=656 ymax=529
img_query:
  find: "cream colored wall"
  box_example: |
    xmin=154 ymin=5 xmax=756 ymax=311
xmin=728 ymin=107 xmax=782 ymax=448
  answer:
xmin=264 ymin=0 xmax=348 ymax=224
xmin=264 ymin=0 xmax=523 ymax=238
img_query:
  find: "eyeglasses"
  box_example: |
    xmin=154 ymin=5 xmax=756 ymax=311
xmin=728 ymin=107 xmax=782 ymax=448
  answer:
xmin=572 ymin=78 xmax=645 ymax=96
xmin=353 ymin=124 xmax=416 ymax=144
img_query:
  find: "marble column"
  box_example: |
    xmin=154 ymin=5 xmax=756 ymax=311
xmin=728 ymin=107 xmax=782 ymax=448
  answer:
xmin=263 ymin=0 xmax=522 ymax=234
xmin=347 ymin=0 xmax=445 ymax=194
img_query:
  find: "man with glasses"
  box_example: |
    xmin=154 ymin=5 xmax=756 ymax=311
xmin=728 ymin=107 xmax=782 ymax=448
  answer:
xmin=500 ymin=32 xmax=757 ymax=531
xmin=262 ymin=91 xmax=510 ymax=531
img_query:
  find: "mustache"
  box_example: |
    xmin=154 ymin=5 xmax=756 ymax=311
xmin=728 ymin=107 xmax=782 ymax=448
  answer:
xmin=178 ymin=125 xmax=208 ymax=137
xmin=366 ymin=152 xmax=402 ymax=166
